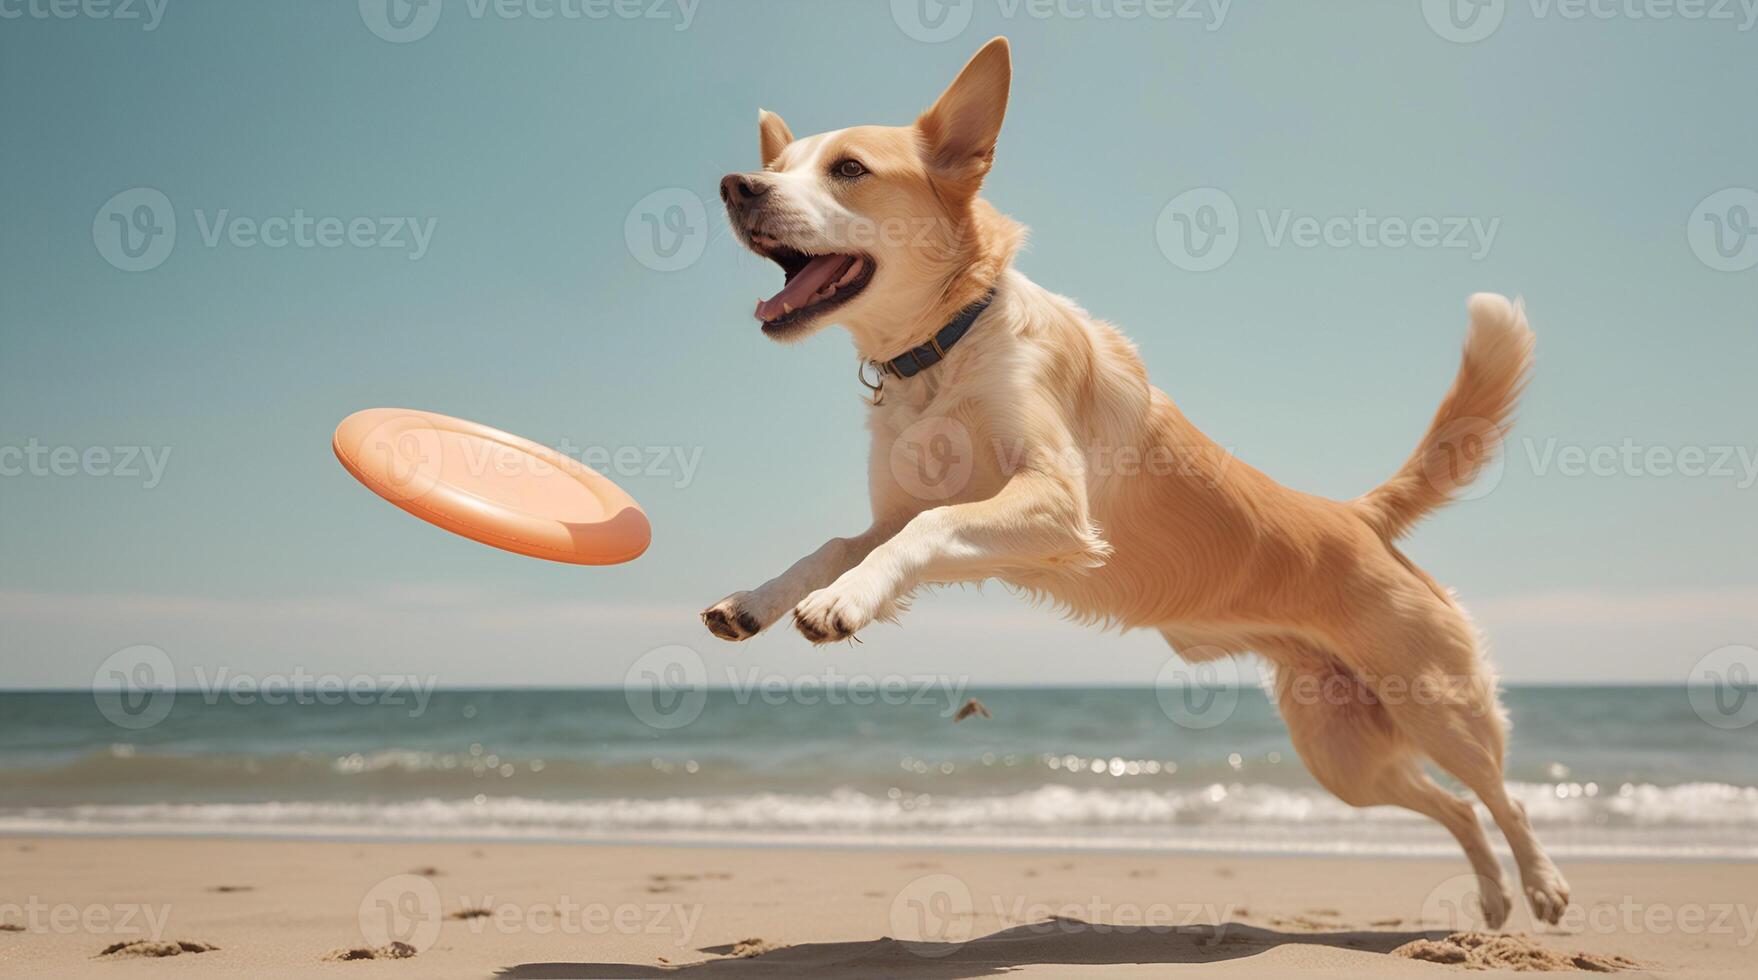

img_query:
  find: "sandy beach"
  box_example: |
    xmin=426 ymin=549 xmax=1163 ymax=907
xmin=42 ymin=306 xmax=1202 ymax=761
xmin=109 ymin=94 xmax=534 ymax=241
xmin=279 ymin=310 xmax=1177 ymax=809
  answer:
xmin=1 ymin=836 xmax=1750 ymax=978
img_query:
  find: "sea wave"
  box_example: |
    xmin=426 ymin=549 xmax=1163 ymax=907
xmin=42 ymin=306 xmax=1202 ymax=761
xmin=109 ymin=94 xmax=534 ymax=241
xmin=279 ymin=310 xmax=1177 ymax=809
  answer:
xmin=0 ymin=745 xmax=1393 ymax=799
xmin=3 ymin=782 xmax=1754 ymax=858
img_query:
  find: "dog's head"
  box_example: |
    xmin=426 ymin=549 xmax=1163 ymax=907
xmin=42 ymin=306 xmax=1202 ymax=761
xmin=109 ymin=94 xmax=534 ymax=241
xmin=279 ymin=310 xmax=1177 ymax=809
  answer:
xmin=721 ymin=37 xmax=1020 ymax=349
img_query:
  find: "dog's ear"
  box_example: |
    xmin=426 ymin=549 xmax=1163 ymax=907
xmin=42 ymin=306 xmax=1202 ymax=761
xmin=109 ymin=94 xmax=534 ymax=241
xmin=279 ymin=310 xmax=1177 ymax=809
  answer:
xmin=758 ymin=109 xmax=794 ymax=168
xmin=916 ymin=36 xmax=1011 ymax=189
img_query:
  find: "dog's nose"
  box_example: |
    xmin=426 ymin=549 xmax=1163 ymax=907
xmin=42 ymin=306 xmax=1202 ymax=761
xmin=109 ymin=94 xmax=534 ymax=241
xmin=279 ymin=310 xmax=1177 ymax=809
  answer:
xmin=719 ymin=173 xmax=769 ymax=205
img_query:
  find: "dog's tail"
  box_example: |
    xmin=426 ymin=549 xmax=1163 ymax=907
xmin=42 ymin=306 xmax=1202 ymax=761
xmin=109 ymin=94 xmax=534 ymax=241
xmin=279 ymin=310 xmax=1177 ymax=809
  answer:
xmin=1353 ymin=293 xmax=1535 ymax=541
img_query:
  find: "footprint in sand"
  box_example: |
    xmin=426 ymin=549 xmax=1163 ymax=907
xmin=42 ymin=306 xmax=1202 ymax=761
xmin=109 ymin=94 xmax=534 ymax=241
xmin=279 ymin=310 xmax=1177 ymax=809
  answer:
xmin=325 ymin=941 xmax=418 ymax=961
xmin=98 ymin=940 xmax=218 ymax=958
xmin=729 ymin=937 xmax=782 ymax=958
xmin=1269 ymin=914 xmax=1336 ymax=931
xmin=1394 ymin=932 xmax=1639 ymax=972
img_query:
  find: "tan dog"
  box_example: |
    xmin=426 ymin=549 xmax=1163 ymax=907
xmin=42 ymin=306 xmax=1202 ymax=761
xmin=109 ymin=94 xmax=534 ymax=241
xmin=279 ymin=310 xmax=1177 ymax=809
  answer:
xmin=704 ymin=36 xmax=1567 ymax=929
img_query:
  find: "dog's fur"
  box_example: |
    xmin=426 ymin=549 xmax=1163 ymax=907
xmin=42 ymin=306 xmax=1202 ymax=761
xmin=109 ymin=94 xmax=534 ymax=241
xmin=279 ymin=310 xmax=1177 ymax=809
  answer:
xmin=705 ymin=37 xmax=1568 ymax=929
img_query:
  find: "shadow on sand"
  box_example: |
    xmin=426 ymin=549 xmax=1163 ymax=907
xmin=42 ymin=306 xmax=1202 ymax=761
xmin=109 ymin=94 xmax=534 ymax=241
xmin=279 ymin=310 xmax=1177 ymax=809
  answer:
xmin=496 ymin=918 xmax=1443 ymax=978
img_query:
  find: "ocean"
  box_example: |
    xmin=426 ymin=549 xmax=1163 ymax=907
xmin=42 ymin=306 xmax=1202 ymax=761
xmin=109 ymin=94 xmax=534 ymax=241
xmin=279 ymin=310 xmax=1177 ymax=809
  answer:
xmin=1 ymin=687 xmax=1753 ymax=859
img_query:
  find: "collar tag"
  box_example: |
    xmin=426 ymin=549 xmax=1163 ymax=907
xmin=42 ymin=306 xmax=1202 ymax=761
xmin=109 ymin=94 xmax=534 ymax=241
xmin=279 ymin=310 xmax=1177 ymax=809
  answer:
xmin=857 ymin=359 xmax=886 ymax=406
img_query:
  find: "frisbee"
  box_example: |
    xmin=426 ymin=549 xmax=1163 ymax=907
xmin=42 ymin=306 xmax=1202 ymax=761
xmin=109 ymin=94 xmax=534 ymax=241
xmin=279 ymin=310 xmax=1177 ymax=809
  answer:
xmin=332 ymin=408 xmax=650 ymax=565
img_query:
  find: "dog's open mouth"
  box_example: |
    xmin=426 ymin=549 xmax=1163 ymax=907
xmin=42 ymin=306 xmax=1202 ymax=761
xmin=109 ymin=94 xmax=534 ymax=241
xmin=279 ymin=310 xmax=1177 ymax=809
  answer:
xmin=750 ymin=235 xmax=874 ymax=333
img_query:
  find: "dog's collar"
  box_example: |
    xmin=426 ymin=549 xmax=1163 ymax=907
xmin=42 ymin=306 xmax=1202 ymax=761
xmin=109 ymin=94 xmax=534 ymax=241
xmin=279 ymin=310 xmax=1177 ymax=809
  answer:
xmin=872 ymin=289 xmax=997 ymax=379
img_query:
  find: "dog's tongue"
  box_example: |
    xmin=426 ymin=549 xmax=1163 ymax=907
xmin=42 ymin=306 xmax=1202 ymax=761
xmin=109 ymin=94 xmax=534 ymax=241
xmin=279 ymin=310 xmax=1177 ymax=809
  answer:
xmin=756 ymin=254 xmax=854 ymax=322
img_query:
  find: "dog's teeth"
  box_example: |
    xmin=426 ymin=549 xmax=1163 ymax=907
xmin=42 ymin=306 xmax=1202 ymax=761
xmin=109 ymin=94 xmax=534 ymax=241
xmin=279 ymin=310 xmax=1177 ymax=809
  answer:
xmin=782 ymin=303 xmax=794 ymax=314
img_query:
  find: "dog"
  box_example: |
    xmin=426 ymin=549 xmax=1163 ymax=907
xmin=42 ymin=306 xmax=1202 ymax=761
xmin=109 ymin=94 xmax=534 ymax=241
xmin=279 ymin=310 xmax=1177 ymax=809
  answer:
xmin=703 ymin=36 xmax=1568 ymax=929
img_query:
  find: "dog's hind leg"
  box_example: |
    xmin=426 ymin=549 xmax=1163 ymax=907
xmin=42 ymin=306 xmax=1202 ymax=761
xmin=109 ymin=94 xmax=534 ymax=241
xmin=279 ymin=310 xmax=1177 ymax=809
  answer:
xmin=1382 ymin=681 xmax=1571 ymax=925
xmin=1356 ymin=605 xmax=1572 ymax=926
xmin=1270 ymin=653 xmax=1514 ymax=929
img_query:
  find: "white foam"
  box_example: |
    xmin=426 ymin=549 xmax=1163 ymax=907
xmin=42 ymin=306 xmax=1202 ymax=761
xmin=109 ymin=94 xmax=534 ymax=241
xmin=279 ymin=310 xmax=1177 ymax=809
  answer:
xmin=3 ymin=782 xmax=1754 ymax=859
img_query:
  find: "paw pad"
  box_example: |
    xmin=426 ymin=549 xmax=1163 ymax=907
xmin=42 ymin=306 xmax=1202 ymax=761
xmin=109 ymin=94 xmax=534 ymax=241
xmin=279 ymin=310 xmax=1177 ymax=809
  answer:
xmin=702 ymin=608 xmax=742 ymax=641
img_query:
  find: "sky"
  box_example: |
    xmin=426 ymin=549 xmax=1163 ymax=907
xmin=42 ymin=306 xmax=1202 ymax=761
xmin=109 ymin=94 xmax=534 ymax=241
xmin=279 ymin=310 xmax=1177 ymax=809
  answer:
xmin=2 ymin=0 xmax=1754 ymax=689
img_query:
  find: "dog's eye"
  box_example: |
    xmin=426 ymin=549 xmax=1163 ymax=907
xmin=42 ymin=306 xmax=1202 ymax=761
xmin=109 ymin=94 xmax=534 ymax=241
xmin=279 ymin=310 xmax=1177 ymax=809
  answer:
xmin=832 ymin=158 xmax=868 ymax=180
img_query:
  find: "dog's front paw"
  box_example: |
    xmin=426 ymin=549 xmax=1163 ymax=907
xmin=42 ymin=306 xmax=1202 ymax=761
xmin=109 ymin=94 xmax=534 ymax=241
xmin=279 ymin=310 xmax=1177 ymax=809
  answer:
xmin=701 ymin=592 xmax=767 ymax=642
xmin=792 ymin=582 xmax=882 ymax=645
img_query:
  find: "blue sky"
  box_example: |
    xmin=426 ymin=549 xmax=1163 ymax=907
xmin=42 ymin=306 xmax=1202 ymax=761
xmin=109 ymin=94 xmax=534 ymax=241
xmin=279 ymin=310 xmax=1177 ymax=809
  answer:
xmin=2 ymin=0 xmax=1754 ymax=688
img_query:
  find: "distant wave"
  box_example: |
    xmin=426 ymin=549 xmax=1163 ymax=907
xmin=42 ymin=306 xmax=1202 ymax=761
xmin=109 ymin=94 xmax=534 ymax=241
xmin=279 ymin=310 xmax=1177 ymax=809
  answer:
xmin=4 ymin=782 xmax=1754 ymax=859
xmin=0 ymin=746 xmax=1375 ymax=797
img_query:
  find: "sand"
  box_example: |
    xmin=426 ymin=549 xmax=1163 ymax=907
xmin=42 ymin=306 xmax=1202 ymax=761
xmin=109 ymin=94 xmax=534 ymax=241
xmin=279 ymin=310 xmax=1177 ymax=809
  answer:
xmin=0 ymin=836 xmax=1749 ymax=978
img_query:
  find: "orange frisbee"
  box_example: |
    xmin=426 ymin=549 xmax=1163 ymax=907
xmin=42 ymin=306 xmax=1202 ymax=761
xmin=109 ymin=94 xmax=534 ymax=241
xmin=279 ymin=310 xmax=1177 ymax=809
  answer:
xmin=332 ymin=408 xmax=650 ymax=565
